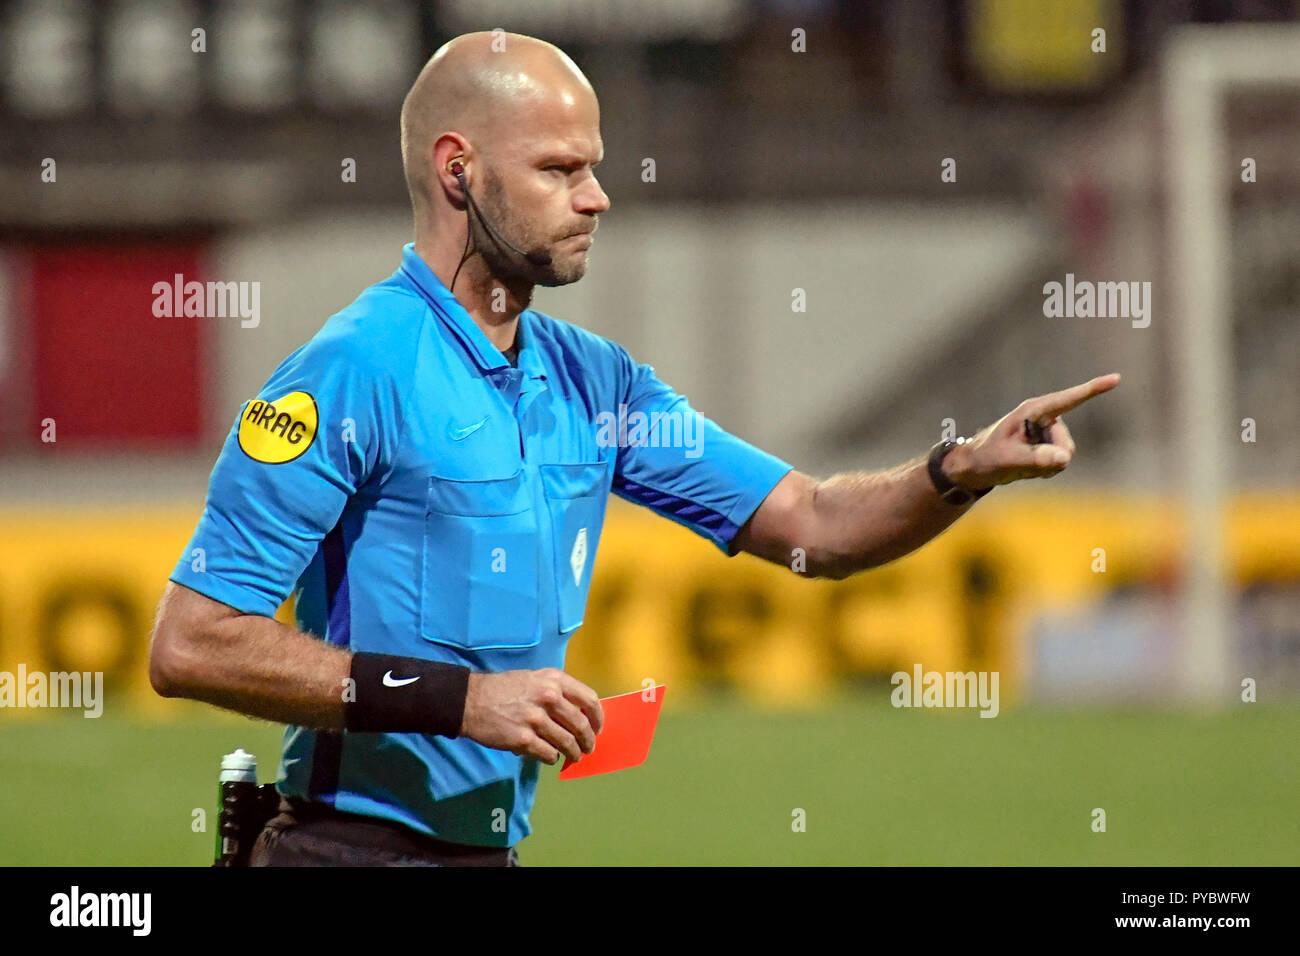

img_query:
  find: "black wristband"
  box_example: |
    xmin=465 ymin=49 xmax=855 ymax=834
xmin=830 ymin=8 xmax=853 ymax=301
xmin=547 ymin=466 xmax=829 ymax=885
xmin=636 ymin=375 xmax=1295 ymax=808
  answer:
xmin=345 ymin=652 xmax=470 ymax=737
xmin=927 ymin=439 xmax=992 ymax=506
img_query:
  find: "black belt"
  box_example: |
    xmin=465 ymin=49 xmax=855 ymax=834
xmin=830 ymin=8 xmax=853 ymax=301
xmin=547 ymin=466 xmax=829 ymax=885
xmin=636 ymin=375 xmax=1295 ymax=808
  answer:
xmin=276 ymin=797 xmax=512 ymax=863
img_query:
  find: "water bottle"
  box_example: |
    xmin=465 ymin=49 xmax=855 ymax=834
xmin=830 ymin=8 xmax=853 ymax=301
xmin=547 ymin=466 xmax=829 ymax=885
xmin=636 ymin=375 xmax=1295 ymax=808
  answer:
xmin=215 ymin=748 xmax=259 ymax=866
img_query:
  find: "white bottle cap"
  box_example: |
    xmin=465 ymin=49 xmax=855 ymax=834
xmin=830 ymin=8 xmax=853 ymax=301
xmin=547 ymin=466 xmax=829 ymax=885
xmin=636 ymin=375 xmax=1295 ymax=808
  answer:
xmin=219 ymin=748 xmax=258 ymax=783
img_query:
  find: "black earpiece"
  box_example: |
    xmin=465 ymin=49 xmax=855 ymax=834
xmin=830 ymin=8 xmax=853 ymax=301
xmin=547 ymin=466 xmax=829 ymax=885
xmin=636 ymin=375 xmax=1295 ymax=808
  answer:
xmin=445 ymin=156 xmax=551 ymax=294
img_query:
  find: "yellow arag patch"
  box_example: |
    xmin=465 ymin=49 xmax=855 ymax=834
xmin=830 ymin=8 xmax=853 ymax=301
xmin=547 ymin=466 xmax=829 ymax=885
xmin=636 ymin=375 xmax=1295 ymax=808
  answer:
xmin=238 ymin=391 xmax=318 ymax=463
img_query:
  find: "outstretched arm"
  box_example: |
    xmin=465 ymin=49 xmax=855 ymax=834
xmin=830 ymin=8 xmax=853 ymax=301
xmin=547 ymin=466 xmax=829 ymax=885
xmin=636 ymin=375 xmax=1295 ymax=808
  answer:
xmin=731 ymin=374 xmax=1121 ymax=579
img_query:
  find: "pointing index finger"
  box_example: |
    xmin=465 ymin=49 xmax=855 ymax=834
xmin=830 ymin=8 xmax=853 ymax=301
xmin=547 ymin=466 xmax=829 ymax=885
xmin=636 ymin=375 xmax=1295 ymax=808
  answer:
xmin=1025 ymin=373 xmax=1121 ymax=424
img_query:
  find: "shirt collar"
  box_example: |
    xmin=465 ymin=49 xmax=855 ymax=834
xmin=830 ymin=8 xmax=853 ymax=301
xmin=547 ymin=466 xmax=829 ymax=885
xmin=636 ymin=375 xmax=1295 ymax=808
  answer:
xmin=398 ymin=242 xmax=545 ymax=380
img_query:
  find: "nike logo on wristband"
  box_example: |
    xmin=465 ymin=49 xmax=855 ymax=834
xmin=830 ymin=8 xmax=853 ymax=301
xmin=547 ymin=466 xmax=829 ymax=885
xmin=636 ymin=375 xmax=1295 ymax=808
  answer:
xmin=382 ymin=671 xmax=421 ymax=687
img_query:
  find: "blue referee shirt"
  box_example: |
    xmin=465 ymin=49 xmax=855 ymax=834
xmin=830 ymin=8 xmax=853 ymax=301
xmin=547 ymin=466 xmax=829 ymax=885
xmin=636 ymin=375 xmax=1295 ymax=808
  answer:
xmin=170 ymin=242 xmax=793 ymax=847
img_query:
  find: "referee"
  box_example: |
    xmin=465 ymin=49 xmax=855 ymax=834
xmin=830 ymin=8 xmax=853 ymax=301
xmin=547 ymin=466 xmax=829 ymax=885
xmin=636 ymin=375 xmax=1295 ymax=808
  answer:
xmin=149 ymin=32 xmax=1118 ymax=867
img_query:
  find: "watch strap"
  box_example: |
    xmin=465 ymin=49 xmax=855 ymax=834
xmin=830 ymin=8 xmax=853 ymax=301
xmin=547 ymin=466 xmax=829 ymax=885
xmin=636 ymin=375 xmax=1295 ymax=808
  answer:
xmin=927 ymin=440 xmax=992 ymax=506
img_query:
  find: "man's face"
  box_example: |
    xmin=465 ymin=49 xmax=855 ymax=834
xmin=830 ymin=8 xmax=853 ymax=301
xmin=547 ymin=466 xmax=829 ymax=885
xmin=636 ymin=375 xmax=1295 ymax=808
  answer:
xmin=474 ymin=87 xmax=610 ymax=287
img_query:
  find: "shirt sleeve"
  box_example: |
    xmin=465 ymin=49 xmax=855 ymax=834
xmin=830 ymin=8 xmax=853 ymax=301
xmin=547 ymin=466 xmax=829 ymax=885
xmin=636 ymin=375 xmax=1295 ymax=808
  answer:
xmin=169 ymin=331 xmax=405 ymax=617
xmin=609 ymin=348 xmax=794 ymax=556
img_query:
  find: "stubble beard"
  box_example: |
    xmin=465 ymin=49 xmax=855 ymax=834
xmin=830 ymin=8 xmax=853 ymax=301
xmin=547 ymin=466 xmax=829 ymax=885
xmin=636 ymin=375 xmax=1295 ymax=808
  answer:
xmin=476 ymin=175 xmax=589 ymax=287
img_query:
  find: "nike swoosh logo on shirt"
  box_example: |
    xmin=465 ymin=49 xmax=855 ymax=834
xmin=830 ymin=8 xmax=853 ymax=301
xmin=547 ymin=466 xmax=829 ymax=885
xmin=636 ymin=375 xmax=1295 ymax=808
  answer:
xmin=449 ymin=417 xmax=488 ymax=441
xmin=382 ymin=671 xmax=420 ymax=688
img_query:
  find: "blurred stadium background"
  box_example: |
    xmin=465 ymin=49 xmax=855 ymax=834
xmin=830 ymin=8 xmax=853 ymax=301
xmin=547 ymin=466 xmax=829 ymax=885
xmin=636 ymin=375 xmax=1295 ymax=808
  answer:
xmin=0 ymin=0 xmax=1297 ymax=865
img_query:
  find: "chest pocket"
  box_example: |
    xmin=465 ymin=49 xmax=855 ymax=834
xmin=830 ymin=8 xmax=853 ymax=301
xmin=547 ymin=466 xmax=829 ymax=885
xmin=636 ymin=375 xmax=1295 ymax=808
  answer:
xmin=422 ymin=469 xmax=539 ymax=650
xmin=539 ymin=460 xmax=611 ymax=634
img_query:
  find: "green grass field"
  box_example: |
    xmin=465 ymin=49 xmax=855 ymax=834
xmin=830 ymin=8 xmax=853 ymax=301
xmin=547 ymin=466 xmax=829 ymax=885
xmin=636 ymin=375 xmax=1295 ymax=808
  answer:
xmin=2 ymin=693 xmax=1296 ymax=865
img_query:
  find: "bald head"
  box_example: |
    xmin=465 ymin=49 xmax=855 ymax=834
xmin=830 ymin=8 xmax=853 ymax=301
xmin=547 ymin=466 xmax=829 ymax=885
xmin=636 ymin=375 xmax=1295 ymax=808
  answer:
xmin=401 ymin=32 xmax=610 ymax=291
xmin=400 ymin=31 xmax=596 ymax=218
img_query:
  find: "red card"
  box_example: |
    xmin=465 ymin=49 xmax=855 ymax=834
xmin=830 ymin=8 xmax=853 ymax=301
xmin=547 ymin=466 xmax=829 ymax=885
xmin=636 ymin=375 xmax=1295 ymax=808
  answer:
xmin=558 ymin=684 xmax=666 ymax=780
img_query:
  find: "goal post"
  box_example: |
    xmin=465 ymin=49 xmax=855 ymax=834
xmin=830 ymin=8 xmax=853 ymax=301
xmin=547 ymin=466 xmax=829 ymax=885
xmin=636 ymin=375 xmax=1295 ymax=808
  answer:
xmin=1161 ymin=25 xmax=1300 ymax=704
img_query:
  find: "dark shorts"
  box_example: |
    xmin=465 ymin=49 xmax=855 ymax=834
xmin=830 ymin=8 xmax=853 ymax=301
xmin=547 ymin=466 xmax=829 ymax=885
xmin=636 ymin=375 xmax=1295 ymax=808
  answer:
xmin=248 ymin=797 xmax=519 ymax=867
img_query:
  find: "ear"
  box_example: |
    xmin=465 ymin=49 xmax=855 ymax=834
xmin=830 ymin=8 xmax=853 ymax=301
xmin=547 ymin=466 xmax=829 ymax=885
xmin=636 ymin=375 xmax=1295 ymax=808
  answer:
xmin=432 ymin=133 xmax=471 ymax=204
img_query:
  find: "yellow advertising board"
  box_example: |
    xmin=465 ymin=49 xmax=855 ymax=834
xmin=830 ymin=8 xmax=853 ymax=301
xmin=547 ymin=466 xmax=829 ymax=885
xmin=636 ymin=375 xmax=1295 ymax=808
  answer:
xmin=1 ymin=495 xmax=1298 ymax=718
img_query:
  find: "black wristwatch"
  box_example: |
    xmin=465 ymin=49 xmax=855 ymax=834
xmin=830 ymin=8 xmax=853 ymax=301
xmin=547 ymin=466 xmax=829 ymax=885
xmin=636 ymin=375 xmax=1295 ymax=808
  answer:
xmin=927 ymin=439 xmax=992 ymax=506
